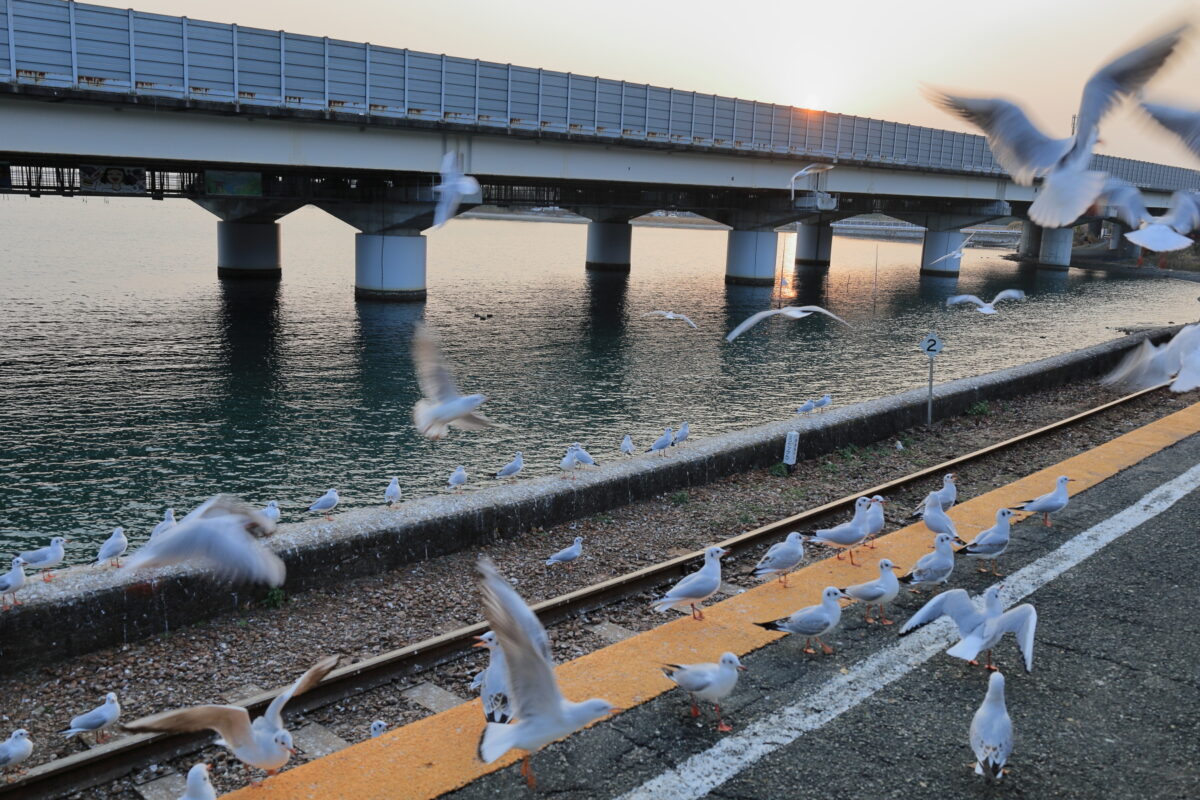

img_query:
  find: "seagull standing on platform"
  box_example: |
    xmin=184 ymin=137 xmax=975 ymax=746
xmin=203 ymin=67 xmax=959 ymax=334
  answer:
xmin=803 ymin=496 xmax=872 ymax=566
xmin=95 ymin=527 xmax=128 ymax=568
xmin=411 ymin=324 xmax=500 ymax=440
xmin=433 ymin=151 xmax=481 ymax=228
xmin=754 ymin=586 xmax=849 ymax=655
xmin=126 ymin=657 xmax=339 ymax=788
xmin=947 ymin=289 xmax=1027 ymax=315
xmin=1014 ymin=475 xmax=1075 ymax=527
xmin=642 ymin=310 xmax=698 ymax=328
xmin=651 ymin=546 xmax=727 ymax=620
xmin=725 ymin=305 xmax=849 ymax=342
xmin=909 ymin=474 xmax=957 ymax=518
xmin=18 ymin=537 xmax=66 ymax=582
xmin=661 ymin=653 xmax=747 ymax=732
xmin=0 ymin=558 xmax=26 ymax=611
xmin=963 ymin=508 xmax=1015 ymax=576
xmin=864 ymin=495 xmax=887 ymax=545
xmin=385 ymin=477 xmax=402 ymax=507
xmin=180 ymin=763 xmax=216 ymax=800
xmin=900 ymin=585 xmax=1036 ymax=672
xmin=971 ymin=672 xmax=1014 ymax=782
xmin=927 ymin=24 xmax=1186 ymax=227
xmin=842 ymin=558 xmax=901 ymax=624
xmin=899 ymin=532 xmax=965 ymax=592
xmin=307 ymin=489 xmax=339 ymax=521
xmin=918 ymin=492 xmax=959 ymax=538
xmin=750 ymin=531 xmax=806 ymax=587
xmin=476 ymin=558 xmax=619 ymax=789
xmin=60 ymin=693 xmax=120 ymax=745
xmin=470 ymin=631 xmax=513 ymax=724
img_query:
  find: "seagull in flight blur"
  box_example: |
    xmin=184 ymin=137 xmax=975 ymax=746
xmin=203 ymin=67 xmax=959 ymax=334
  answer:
xmin=411 ymin=324 xmax=499 ymax=440
xmin=947 ymin=289 xmax=1027 ymax=315
xmin=1096 ymin=178 xmax=1200 ymax=267
xmin=925 ymin=231 xmax=977 ymax=268
xmin=433 ymin=151 xmax=481 ymax=228
xmin=788 ymin=163 xmax=835 ymax=200
xmin=642 ymin=310 xmax=697 ymax=328
xmin=725 ymin=305 xmax=849 ymax=342
xmin=1142 ymin=100 xmax=1200 ymax=162
xmin=927 ymin=24 xmax=1186 ymax=227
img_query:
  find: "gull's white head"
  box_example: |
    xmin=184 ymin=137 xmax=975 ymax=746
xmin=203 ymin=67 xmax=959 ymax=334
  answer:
xmin=878 ymin=558 xmax=897 ymax=572
xmin=1057 ymin=475 xmax=1073 ymax=487
xmin=719 ymin=652 xmax=747 ymax=671
xmin=50 ymin=537 xmax=67 ymax=547
xmin=571 ymin=698 xmax=622 ymax=725
xmin=785 ymin=531 xmax=803 ymax=544
xmin=998 ymin=508 xmax=1014 ymax=521
xmin=274 ymin=729 xmax=296 ymax=754
xmin=945 ymin=473 xmax=957 ymax=485
xmin=824 ymin=586 xmax=850 ymax=602
xmin=370 ymin=720 xmax=388 ymax=738
xmin=185 ymin=763 xmax=211 ymax=789
xmin=706 ymin=546 xmax=729 ymax=560
xmin=267 ymin=500 xmax=279 ymax=508
xmin=104 ymin=692 xmax=118 ymax=704
xmin=10 ymin=557 xmax=25 ymax=568
xmin=473 ymin=631 xmax=498 ymax=650
xmin=573 ymin=536 xmax=584 ymax=546
xmin=855 ymin=497 xmax=872 ymax=511
xmin=9 ymin=729 xmax=28 ymax=741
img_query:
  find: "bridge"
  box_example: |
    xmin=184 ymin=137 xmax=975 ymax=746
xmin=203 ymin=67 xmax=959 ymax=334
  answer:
xmin=1 ymin=0 xmax=1195 ymax=299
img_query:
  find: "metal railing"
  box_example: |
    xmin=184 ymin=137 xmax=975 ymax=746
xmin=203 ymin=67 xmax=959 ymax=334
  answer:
xmin=2 ymin=0 xmax=1198 ymax=192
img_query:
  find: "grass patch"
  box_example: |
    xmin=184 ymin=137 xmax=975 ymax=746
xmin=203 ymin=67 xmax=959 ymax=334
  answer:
xmin=592 ymin=513 xmax=615 ymax=525
xmin=737 ymin=510 xmax=756 ymax=526
xmin=264 ymin=587 xmax=287 ymax=610
xmin=768 ymin=463 xmax=789 ymax=478
xmin=668 ymin=491 xmax=690 ymax=506
xmin=783 ymin=486 xmax=808 ymax=501
xmin=965 ymin=400 xmax=991 ymax=417
xmin=837 ymin=444 xmax=861 ymax=461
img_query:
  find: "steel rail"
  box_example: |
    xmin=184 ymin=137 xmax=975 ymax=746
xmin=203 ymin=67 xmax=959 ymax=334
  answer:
xmin=6 ymin=381 xmax=1167 ymax=799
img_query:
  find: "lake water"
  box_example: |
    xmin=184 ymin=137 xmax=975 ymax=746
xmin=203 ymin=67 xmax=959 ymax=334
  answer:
xmin=2 ymin=196 xmax=1196 ymax=561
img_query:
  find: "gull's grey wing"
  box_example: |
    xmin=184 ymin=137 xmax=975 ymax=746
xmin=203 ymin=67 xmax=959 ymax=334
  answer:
xmin=998 ymin=604 xmax=1037 ymax=673
xmin=784 ymin=606 xmax=834 ymax=636
xmin=947 ymin=295 xmax=986 ymax=309
xmin=926 ymin=90 xmax=1066 ymax=184
xmin=125 ymin=509 xmax=284 ymax=586
xmin=725 ymin=308 xmax=785 ymax=342
xmin=844 ymin=581 xmax=888 ymax=603
xmin=125 ymin=705 xmax=255 ymax=752
xmin=990 ymin=289 xmax=1027 ymax=305
xmin=1160 ymin=191 xmax=1200 ymax=235
xmin=1143 ymin=101 xmax=1200 ymax=159
xmin=664 ymin=663 xmax=717 ymax=693
xmin=899 ymin=588 xmax=982 ymax=637
xmin=661 ymin=569 xmax=719 ymax=603
xmin=67 ymin=706 xmax=111 ymax=732
xmin=411 ymin=324 xmax=460 ymax=403
xmin=448 ymin=412 xmax=496 ymax=431
xmin=262 ymin=656 xmax=339 ymax=732
xmin=792 ymin=305 xmax=850 ymax=326
xmin=755 ymin=541 xmax=786 ymax=570
xmin=678 ymin=314 xmax=698 ymax=329
xmin=478 ymin=558 xmax=561 ymax=723
xmin=1098 ymin=178 xmax=1152 ymax=229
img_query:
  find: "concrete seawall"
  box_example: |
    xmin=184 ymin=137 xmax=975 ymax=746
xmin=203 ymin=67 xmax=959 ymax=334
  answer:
xmin=0 ymin=328 xmax=1176 ymax=671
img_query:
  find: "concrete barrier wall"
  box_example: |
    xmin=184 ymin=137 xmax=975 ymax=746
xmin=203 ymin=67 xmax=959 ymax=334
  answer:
xmin=0 ymin=328 xmax=1176 ymax=671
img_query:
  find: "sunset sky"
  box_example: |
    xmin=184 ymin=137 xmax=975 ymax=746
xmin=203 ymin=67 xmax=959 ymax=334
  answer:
xmin=115 ymin=0 xmax=1200 ymax=167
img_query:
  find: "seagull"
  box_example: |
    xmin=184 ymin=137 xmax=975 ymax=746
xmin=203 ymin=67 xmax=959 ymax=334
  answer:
xmin=18 ymin=537 xmax=66 ymax=582
xmin=0 ymin=558 xmax=26 ymax=611
xmin=449 ymin=466 xmax=468 ymax=493
xmin=411 ymin=324 xmax=498 ymax=440
xmin=180 ymin=763 xmax=216 ymax=800
xmin=60 ymin=692 xmax=120 ymax=744
xmin=126 ymin=657 xmax=339 ymax=787
xmin=307 ymin=489 xmax=339 ymax=521
xmin=803 ymin=496 xmax=872 ymax=566
xmin=476 ymin=558 xmax=619 ymax=790
xmin=947 ymin=289 xmax=1027 ymax=315
xmin=754 ymin=586 xmax=850 ymax=655
xmin=369 ymin=721 xmax=388 ymax=739
xmin=647 ymin=427 xmax=674 ymax=456
xmin=559 ymin=448 xmax=580 ymax=479
xmin=470 ymin=630 xmax=513 ymax=724
xmin=620 ymin=434 xmax=635 ymax=456
xmin=1142 ymin=100 xmax=1200 ymax=162
xmin=899 ymin=532 xmax=965 ymax=592
xmin=385 ymin=476 xmax=402 ymax=506
xmin=900 ymin=585 xmax=1036 ymax=672
xmin=725 ymin=305 xmax=849 ymax=342
xmin=908 ymin=473 xmax=957 ymax=518
xmin=1014 ymin=475 xmax=1075 ymax=527
xmin=642 ymin=310 xmax=697 ymax=328
xmin=795 ymin=399 xmax=816 ymax=415
xmin=95 ymin=527 xmax=128 ymax=567
xmin=1097 ymin=178 xmax=1200 ymax=267
xmin=963 ymin=508 xmax=1015 ymax=576
xmin=750 ymin=531 xmax=805 ymax=587
xmin=0 ymin=729 xmax=32 ymax=782
xmin=971 ymin=672 xmax=1014 ymax=781
xmin=864 ymin=495 xmax=887 ymax=545
xmin=494 ymin=452 xmax=524 ymax=481
xmin=1171 ymin=345 xmax=1200 ymax=393
xmin=261 ymin=501 xmax=281 ymax=523
xmin=919 ymin=491 xmax=959 ymax=538
xmin=841 ymin=558 xmax=901 ymax=625
xmin=546 ymin=537 xmax=584 ymax=569
xmin=926 ymin=25 xmax=1186 ymax=227
xmin=926 ymin=231 xmax=978 ymax=268
xmin=788 ymin=163 xmax=835 ymax=200
xmin=673 ymin=422 xmax=690 ymax=447
xmin=150 ymin=508 xmax=177 ymax=541
xmin=570 ymin=443 xmax=598 ymax=467
xmin=661 ymin=652 xmax=747 ymax=732
xmin=812 ymin=394 xmax=832 ymax=412
xmin=433 ymin=151 xmax=481 ymax=228
xmin=124 ymin=495 xmax=285 ymax=587
xmin=651 ymin=546 xmax=727 ymax=620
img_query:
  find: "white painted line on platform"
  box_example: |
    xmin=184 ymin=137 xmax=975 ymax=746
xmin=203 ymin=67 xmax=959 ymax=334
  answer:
xmin=616 ymin=462 xmax=1200 ymax=800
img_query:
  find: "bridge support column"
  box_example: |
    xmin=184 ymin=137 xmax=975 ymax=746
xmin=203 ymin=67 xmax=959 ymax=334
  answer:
xmin=354 ymin=232 xmax=427 ymax=302
xmin=586 ymin=222 xmax=633 ymax=272
xmin=1037 ymin=226 xmax=1073 ymax=270
xmin=919 ymin=230 xmax=967 ymax=276
xmin=725 ymin=230 xmax=778 ymax=286
xmin=216 ymin=221 xmax=282 ymax=279
xmin=794 ymin=221 xmax=833 ymax=268
xmin=1018 ymin=223 xmax=1043 ymax=260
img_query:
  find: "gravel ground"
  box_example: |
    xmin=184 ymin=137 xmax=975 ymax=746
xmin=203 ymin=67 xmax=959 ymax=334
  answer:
xmin=4 ymin=382 xmax=1193 ymax=798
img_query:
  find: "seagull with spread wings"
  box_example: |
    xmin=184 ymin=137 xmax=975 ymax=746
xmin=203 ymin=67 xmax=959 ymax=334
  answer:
xmin=411 ymin=324 xmax=499 ymax=440
xmin=433 ymin=152 xmax=481 ymax=228
xmin=900 ymin=585 xmax=1036 ymax=673
xmin=925 ymin=231 xmax=977 ymax=268
xmin=642 ymin=310 xmax=698 ymax=328
xmin=725 ymin=305 xmax=849 ymax=342
xmin=1097 ymin=177 xmax=1200 ymax=267
xmin=946 ymin=289 xmax=1027 ymax=315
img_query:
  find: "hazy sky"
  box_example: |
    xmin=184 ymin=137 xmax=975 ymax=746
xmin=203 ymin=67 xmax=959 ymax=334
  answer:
xmin=127 ymin=0 xmax=1200 ymax=167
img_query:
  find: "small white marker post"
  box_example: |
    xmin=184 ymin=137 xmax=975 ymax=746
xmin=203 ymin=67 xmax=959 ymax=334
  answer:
xmin=783 ymin=430 xmax=800 ymax=474
xmin=919 ymin=333 xmax=944 ymax=427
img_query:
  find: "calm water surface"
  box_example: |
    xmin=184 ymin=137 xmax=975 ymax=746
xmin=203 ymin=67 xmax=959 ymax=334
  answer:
xmin=2 ymin=197 xmax=1197 ymax=560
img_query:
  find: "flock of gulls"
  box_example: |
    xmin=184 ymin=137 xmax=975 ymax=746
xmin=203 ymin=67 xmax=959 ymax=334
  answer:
xmin=4 ymin=17 xmax=1200 ymax=799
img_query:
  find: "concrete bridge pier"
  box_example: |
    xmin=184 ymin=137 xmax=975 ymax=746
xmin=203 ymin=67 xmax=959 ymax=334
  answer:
xmin=794 ymin=221 xmax=833 ymax=268
xmin=919 ymin=228 xmax=967 ymax=276
xmin=1037 ymin=226 xmax=1074 ymax=270
xmin=725 ymin=229 xmax=779 ymax=286
xmin=320 ymin=202 xmax=439 ymax=301
xmin=1018 ymin=222 xmax=1043 ymax=260
xmin=193 ymin=199 xmax=301 ymax=279
xmin=585 ymin=222 xmax=634 ymax=271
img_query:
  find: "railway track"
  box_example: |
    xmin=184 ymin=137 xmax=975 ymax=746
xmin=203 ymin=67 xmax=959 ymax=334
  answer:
xmin=8 ymin=382 xmax=1167 ymax=799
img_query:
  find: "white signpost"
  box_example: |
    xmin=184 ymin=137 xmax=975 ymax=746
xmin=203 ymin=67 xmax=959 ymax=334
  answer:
xmin=783 ymin=430 xmax=800 ymax=473
xmin=919 ymin=333 xmax=944 ymax=426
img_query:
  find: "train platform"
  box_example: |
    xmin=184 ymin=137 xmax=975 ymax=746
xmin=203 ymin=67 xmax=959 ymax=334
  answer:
xmin=227 ymin=401 xmax=1200 ymax=799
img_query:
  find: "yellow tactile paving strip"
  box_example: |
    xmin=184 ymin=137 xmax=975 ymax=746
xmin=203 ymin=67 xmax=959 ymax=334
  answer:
xmin=227 ymin=400 xmax=1200 ymax=800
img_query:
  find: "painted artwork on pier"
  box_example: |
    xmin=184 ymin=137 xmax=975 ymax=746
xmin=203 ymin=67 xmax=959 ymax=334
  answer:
xmin=205 ymin=170 xmax=263 ymax=197
xmin=80 ymin=165 xmax=146 ymax=194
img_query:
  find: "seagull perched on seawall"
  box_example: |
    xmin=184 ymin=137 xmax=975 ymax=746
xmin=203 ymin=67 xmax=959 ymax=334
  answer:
xmin=803 ymin=496 xmax=872 ymax=566
xmin=652 ymin=546 xmax=727 ymax=620
xmin=126 ymin=657 xmax=338 ymax=788
xmin=642 ymin=310 xmax=697 ymax=328
xmin=475 ymin=558 xmax=619 ymax=789
xmin=971 ymin=672 xmax=1014 ymax=782
xmin=180 ymin=763 xmax=216 ymax=800
xmin=385 ymin=476 xmax=402 ymax=507
xmin=673 ymin=422 xmax=690 ymax=447
xmin=0 ymin=558 xmax=27 ymax=611
xmin=570 ymin=443 xmax=598 ymax=467
xmin=411 ymin=324 xmax=500 ymax=440
xmin=125 ymin=495 xmax=284 ymax=586
xmin=546 ymin=537 xmax=584 ymax=568
xmin=433 ymin=151 xmax=480 ymax=228
xmin=1014 ymin=475 xmax=1074 ymax=527
xmin=470 ymin=631 xmax=513 ymax=724
xmin=842 ymin=558 xmax=901 ymax=625
xmin=96 ymin=527 xmax=128 ymax=568
xmin=750 ymin=531 xmax=805 ymax=587
xmin=0 ymin=729 xmax=33 ymax=782
xmin=261 ymin=501 xmax=281 ymax=523
xmin=812 ymin=394 xmax=832 ymax=412
xmin=795 ymin=399 xmax=816 ymax=415
xmin=754 ymin=586 xmax=849 ymax=655
xmin=620 ymin=434 xmax=635 ymax=456
xmin=449 ymin=466 xmax=468 ymax=493
xmin=899 ymin=532 xmax=965 ymax=592
xmin=307 ymin=489 xmax=339 ymax=521
xmin=150 ymin=508 xmax=176 ymax=540
xmin=926 ymin=24 xmax=1187 ymax=227
xmin=662 ymin=653 xmax=746 ymax=732
xmin=947 ymin=289 xmax=1027 ymax=315
xmin=647 ymin=427 xmax=674 ymax=456
xmin=18 ymin=537 xmax=66 ymax=582
xmin=901 ymin=585 xmax=1036 ymax=672
xmin=494 ymin=452 xmax=524 ymax=481
xmin=725 ymin=305 xmax=849 ymax=342
xmin=60 ymin=693 xmax=120 ymax=744
xmin=559 ymin=448 xmax=580 ymax=478
xmin=963 ymin=508 xmax=1015 ymax=576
